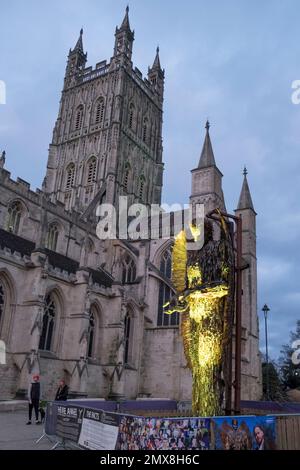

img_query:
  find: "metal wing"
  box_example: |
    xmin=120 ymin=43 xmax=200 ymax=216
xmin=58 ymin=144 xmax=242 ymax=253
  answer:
xmin=172 ymin=230 xmax=187 ymax=294
xmin=238 ymin=421 xmax=253 ymax=450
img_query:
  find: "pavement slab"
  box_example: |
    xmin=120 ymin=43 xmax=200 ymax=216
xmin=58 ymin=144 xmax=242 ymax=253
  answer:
xmin=0 ymin=410 xmax=55 ymax=450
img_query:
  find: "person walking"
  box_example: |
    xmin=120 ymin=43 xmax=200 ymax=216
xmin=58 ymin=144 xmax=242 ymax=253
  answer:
xmin=55 ymin=379 xmax=69 ymax=401
xmin=26 ymin=374 xmax=41 ymax=425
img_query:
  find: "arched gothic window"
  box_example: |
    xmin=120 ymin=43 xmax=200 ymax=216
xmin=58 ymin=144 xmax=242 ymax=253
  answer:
xmin=39 ymin=294 xmax=56 ymax=351
xmin=75 ymin=105 xmax=84 ymax=130
xmin=124 ymin=312 xmax=131 ymax=364
xmin=6 ymin=201 xmax=22 ymax=234
xmin=122 ymin=254 xmax=136 ymax=284
xmin=46 ymin=224 xmax=59 ymax=252
xmin=95 ymin=98 xmax=105 ymax=124
xmin=87 ymin=309 xmax=95 ymax=358
xmin=157 ymin=248 xmax=179 ymax=327
xmin=160 ymin=248 xmax=172 ymax=278
xmin=65 ymin=163 xmax=75 ymax=190
xmin=86 ymin=157 xmax=97 ymax=184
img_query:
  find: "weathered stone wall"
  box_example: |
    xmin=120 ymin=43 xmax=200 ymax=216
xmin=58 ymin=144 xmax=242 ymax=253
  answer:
xmin=0 ymin=353 xmax=19 ymax=399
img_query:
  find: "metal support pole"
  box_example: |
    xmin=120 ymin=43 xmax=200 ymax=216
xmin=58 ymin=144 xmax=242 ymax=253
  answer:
xmin=265 ymin=310 xmax=269 ymax=400
xmin=234 ymin=215 xmax=242 ymax=415
xmin=35 ymin=432 xmax=46 ymax=444
xmin=225 ymin=329 xmax=233 ymax=415
xmin=207 ymin=209 xmax=243 ymax=415
xmin=262 ymin=304 xmax=270 ymax=401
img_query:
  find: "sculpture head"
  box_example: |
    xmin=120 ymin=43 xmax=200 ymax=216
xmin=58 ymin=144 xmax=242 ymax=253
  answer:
xmin=232 ymin=419 xmax=238 ymax=431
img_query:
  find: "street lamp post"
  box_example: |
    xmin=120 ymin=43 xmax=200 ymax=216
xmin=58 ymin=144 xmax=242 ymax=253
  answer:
xmin=262 ymin=304 xmax=270 ymax=400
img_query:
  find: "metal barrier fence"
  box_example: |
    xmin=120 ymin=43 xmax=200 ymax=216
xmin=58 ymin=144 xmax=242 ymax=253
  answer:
xmin=40 ymin=400 xmax=300 ymax=450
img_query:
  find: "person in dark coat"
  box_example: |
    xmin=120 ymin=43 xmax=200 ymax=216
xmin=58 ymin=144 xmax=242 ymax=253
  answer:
xmin=55 ymin=379 xmax=69 ymax=401
xmin=26 ymin=374 xmax=41 ymax=424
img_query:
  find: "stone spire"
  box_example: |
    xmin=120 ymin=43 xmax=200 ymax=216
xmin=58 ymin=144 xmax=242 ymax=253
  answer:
xmin=148 ymin=46 xmax=165 ymax=101
xmin=120 ymin=5 xmax=131 ymax=31
xmin=74 ymin=28 xmax=84 ymax=53
xmin=113 ymin=6 xmax=134 ymax=62
xmin=151 ymin=46 xmax=162 ymax=71
xmin=198 ymin=120 xmax=216 ymax=168
xmin=237 ymin=166 xmax=255 ymax=211
xmin=190 ymin=122 xmax=225 ymax=213
xmin=64 ymin=28 xmax=87 ymax=89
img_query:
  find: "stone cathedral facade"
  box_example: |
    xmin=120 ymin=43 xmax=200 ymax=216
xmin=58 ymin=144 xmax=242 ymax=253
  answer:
xmin=0 ymin=8 xmax=261 ymax=402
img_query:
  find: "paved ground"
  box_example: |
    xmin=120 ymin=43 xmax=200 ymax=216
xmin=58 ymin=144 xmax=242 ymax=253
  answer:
xmin=0 ymin=410 xmax=55 ymax=450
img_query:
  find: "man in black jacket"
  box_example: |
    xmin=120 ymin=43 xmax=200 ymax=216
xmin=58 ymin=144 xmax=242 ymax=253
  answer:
xmin=55 ymin=379 xmax=69 ymax=401
xmin=26 ymin=374 xmax=41 ymax=425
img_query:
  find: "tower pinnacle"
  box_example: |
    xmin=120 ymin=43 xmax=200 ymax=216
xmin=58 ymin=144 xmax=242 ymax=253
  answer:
xmin=64 ymin=28 xmax=87 ymax=89
xmin=113 ymin=5 xmax=134 ymax=61
xmin=151 ymin=46 xmax=162 ymax=70
xmin=198 ymin=120 xmax=216 ymax=168
xmin=74 ymin=28 xmax=84 ymax=52
xmin=120 ymin=5 xmax=131 ymax=31
xmin=237 ymin=168 xmax=255 ymax=211
xmin=148 ymin=46 xmax=164 ymax=99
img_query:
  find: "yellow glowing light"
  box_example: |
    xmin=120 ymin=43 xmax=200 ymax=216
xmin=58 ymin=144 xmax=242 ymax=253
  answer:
xmin=189 ymin=223 xmax=201 ymax=242
xmin=168 ymin=227 xmax=232 ymax=417
xmin=187 ymin=264 xmax=202 ymax=288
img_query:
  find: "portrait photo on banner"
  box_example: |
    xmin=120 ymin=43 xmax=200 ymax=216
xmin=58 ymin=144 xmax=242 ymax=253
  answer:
xmin=212 ymin=416 xmax=276 ymax=450
xmin=116 ymin=416 xmax=211 ymax=450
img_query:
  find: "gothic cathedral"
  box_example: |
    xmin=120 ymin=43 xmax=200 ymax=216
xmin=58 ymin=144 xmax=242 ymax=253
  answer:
xmin=0 ymin=8 xmax=261 ymax=402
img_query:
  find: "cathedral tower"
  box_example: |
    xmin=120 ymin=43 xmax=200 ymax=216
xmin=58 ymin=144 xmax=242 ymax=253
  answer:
xmin=45 ymin=7 xmax=164 ymax=214
xmin=235 ymin=168 xmax=261 ymax=399
xmin=190 ymin=121 xmax=226 ymax=214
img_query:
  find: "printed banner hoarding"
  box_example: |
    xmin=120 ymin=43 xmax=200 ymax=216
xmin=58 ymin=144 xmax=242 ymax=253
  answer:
xmin=212 ymin=416 xmax=276 ymax=450
xmin=116 ymin=416 xmax=211 ymax=450
xmin=47 ymin=403 xmax=277 ymax=451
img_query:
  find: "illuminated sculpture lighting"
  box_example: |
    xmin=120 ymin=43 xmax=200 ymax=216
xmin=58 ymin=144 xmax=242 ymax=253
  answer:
xmin=164 ymin=213 xmax=234 ymax=417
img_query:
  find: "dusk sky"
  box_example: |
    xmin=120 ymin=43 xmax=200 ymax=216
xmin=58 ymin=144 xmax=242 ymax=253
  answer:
xmin=1 ymin=0 xmax=300 ymax=359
